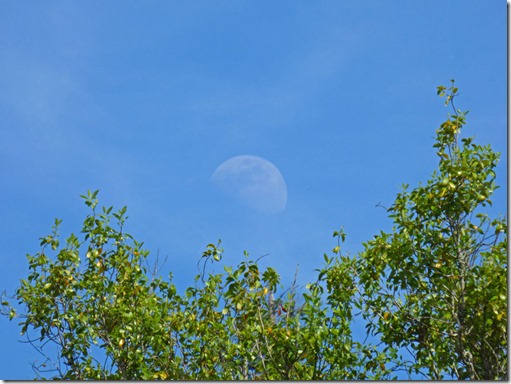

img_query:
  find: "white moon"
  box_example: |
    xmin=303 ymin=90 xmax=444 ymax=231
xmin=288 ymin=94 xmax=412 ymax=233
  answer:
xmin=212 ymin=155 xmax=287 ymax=214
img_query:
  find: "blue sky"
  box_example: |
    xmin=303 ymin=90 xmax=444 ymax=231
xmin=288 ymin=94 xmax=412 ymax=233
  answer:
xmin=0 ymin=1 xmax=507 ymax=379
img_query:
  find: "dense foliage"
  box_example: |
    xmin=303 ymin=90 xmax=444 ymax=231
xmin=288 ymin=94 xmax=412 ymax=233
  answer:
xmin=2 ymin=83 xmax=507 ymax=379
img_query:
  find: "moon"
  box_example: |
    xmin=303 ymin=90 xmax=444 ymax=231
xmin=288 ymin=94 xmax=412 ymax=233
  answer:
xmin=211 ymin=155 xmax=287 ymax=214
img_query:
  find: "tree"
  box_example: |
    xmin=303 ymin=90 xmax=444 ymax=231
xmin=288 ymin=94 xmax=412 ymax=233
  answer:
xmin=2 ymin=82 xmax=507 ymax=380
xmin=0 ymin=192 xmax=371 ymax=380
xmin=352 ymin=81 xmax=507 ymax=379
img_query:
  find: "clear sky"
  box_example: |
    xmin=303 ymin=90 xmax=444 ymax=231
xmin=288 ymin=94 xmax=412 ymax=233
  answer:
xmin=0 ymin=0 xmax=507 ymax=379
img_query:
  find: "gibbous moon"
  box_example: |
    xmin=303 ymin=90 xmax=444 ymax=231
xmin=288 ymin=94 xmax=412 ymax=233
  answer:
xmin=212 ymin=155 xmax=287 ymax=214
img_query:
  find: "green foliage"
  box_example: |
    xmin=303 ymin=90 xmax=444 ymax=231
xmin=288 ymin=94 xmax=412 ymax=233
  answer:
xmin=356 ymin=81 xmax=507 ymax=379
xmin=0 ymin=193 xmax=376 ymax=380
xmin=2 ymin=82 xmax=507 ymax=380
